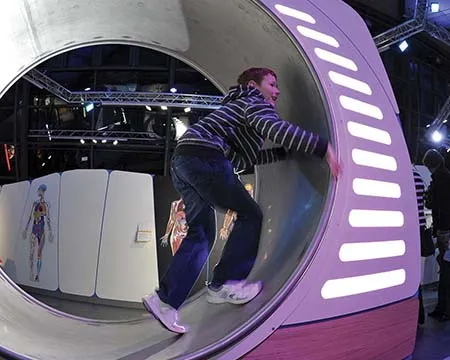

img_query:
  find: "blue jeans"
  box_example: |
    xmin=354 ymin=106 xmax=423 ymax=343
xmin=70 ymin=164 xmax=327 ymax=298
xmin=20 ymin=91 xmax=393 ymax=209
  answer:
xmin=157 ymin=150 xmax=263 ymax=309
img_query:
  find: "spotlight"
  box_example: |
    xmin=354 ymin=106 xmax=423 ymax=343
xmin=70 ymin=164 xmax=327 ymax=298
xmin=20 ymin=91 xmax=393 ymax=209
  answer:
xmin=399 ymin=40 xmax=409 ymax=52
xmin=444 ymin=120 xmax=448 ymax=124
xmin=92 ymin=139 xmax=98 ymax=144
xmin=84 ymin=87 xmax=91 ymax=91
xmin=431 ymin=2 xmax=439 ymax=13
xmin=145 ymin=106 xmax=152 ymax=111
xmin=432 ymin=130 xmax=443 ymax=143
xmin=184 ymin=107 xmax=192 ymax=113
xmin=85 ymin=103 xmax=94 ymax=112
xmin=80 ymin=139 xmax=85 ymax=144
xmin=161 ymin=106 xmax=168 ymax=111
xmin=113 ymin=140 xmax=118 ymax=146
xmin=170 ymin=87 xmax=177 ymax=93
xmin=101 ymin=139 xmax=107 ymax=144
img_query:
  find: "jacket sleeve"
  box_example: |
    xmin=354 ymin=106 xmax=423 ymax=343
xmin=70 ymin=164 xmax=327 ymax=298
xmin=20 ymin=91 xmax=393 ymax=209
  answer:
xmin=245 ymin=100 xmax=328 ymax=158
xmin=255 ymin=147 xmax=287 ymax=165
xmin=228 ymin=147 xmax=287 ymax=172
xmin=227 ymin=149 xmax=250 ymax=172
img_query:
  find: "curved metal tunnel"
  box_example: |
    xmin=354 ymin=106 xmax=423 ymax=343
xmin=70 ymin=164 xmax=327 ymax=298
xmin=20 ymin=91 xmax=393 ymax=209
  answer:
xmin=0 ymin=0 xmax=419 ymax=359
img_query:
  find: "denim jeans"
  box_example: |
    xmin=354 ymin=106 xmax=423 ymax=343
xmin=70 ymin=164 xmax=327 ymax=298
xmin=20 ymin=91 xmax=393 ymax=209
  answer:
xmin=157 ymin=151 xmax=263 ymax=309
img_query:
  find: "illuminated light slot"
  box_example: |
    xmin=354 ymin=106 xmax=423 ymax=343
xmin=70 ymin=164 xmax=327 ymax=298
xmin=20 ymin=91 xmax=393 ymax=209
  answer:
xmin=314 ymin=48 xmax=358 ymax=71
xmin=353 ymin=178 xmax=401 ymax=198
xmin=274 ymin=4 xmax=316 ymax=24
xmin=347 ymin=121 xmax=391 ymax=145
xmin=297 ymin=26 xmax=339 ymax=48
xmin=340 ymin=96 xmax=383 ymax=120
xmin=352 ymin=149 xmax=397 ymax=171
xmin=321 ymin=269 xmax=406 ymax=299
xmin=349 ymin=209 xmax=404 ymax=228
xmin=339 ymin=241 xmax=406 ymax=262
xmin=329 ymin=71 xmax=372 ymax=95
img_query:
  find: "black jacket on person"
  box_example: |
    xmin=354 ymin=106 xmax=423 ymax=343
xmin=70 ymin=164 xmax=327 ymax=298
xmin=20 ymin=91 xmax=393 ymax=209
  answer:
xmin=431 ymin=165 xmax=450 ymax=236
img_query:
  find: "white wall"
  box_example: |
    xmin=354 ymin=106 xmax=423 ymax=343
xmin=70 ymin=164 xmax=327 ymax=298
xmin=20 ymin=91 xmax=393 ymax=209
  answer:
xmin=15 ymin=174 xmax=60 ymax=291
xmin=96 ymin=171 xmax=158 ymax=302
xmin=0 ymin=181 xmax=30 ymax=280
xmin=59 ymin=170 xmax=109 ymax=297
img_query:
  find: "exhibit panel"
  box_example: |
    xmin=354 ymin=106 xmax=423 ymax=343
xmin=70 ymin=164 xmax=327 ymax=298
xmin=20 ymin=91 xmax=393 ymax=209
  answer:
xmin=96 ymin=170 xmax=159 ymax=302
xmin=15 ymin=174 xmax=60 ymax=291
xmin=59 ymin=170 xmax=109 ymax=297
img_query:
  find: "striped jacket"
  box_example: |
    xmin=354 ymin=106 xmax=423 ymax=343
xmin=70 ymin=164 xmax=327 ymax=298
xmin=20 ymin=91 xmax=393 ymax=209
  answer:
xmin=413 ymin=168 xmax=426 ymax=227
xmin=176 ymin=86 xmax=328 ymax=171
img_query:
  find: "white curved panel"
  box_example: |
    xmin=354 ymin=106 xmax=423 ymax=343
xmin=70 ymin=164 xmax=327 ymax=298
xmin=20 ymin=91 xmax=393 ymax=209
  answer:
xmin=349 ymin=210 xmax=404 ymax=228
xmin=274 ymin=4 xmax=316 ymax=24
xmin=297 ymin=26 xmax=340 ymax=47
xmin=314 ymin=48 xmax=358 ymax=71
xmin=352 ymin=149 xmax=398 ymax=171
xmin=328 ymin=71 xmax=372 ymax=95
xmin=59 ymin=170 xmax=109 ymax=297
xmin=96 ymin=171 xmax=158 ymax=302
xmin=352 ymin=178 xmax=401 ymax=198
xmin=340 ymin=96 xmax=383 ymax=119
xmin=339 ymin=241 xmax=406 ymax=262
xmin=321 ymin=269 xmax=406 ymax=299
xmin=15 ymin=174 xmax=60 ymax=291
xmin=0 ymin=181 xmax=30 ymax=280
xmin=347 ymin=121 xmax=392 ymax=145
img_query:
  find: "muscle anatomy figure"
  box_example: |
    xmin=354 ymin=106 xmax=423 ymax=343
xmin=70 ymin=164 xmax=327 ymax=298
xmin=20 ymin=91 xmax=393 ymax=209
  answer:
xmin=161 ymin=199 xmax=188 ymax=255
xmin=219 ymin=183 xmax=254 ymax=241
xmin=22 ymin=184 xmax=54 ymax=282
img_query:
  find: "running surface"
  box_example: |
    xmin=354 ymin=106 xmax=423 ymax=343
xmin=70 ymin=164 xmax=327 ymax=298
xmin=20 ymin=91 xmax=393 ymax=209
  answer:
xmin=0 ymin=271 xmax=289 ymax=360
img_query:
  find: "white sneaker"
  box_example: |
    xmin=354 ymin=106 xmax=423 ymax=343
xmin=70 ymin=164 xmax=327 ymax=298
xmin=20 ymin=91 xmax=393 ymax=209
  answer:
xmin=206 ymin=280 xmax=263 ymax=305
xmin=142 ymin=294 xmax=188 ymax=334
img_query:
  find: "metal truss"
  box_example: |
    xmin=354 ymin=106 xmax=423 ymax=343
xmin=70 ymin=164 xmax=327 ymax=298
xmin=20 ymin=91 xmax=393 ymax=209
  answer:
xmin=373 ymin=0 xmax=428 ymax=52
xmin=70 ymin=91 xmax=223 ymax=109
xmin=23 ymin=69 xmax=223 ymax=110
xmin=427 ymin=95 xmax=450 ymax=134
xmin=424 ymin=21 xmax=450 ymax=47
xmin=372 ymin=0 xmax=450 ymax=133
xmin=23 ymin=69 xmax=72 ymax=101
xmin=28 ymin=129 xmax=165 ymax=142
xmin=374 ymin=0 xmax=450 ymax=52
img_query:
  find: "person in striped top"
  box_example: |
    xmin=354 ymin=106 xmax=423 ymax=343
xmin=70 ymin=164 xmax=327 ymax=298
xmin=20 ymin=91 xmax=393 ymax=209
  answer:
xmin=413 ymin=167 xmax=427 ymax=325
xmin=413 ymin=168 xmax=426 ymax=229
xmin=142 ymin=67 xmax=341 ymax=334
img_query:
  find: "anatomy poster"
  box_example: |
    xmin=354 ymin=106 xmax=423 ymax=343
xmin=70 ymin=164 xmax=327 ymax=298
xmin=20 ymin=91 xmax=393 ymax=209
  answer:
xmin=15 ymin=173 xmax=60 ymax=291
xmin=153 ymin=176 xmax=211 ymax=294
xmin=154 ymin=174 xmax=256 ymax=290
xmin=208 ymin=175 xmax=256 ymax=281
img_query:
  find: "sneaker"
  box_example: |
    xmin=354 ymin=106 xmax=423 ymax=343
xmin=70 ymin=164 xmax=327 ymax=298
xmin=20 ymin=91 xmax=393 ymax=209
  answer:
xmin=206 ymin=280 xmax=263 ymax=305
xmin=142 ymin=294 xmax=188 ymax=334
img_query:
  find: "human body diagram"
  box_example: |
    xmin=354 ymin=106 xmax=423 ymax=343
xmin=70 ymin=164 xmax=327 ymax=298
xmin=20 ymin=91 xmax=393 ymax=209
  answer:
xmin=161 ymin=199 xmax=188 ymax=255
xmin=160 ymin=183 xmax=255 ymax=254
xmin=219 ymin=183 xmax=255 ymax=241
xmin=22 ymin=184 xmax=54 ymax=282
